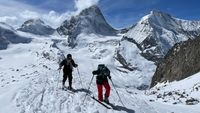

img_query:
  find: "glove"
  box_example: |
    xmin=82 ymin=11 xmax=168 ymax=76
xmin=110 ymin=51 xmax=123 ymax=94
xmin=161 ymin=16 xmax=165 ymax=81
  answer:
xmin=58 ymin=67 xmax=61 ymax=70
xmin=108 ymin=76 xmax=111 ymax=79
xmin=92 ymin=71 xmax=96 ymax=75
xmin=75 ymin=64 xmax=78 ymax=67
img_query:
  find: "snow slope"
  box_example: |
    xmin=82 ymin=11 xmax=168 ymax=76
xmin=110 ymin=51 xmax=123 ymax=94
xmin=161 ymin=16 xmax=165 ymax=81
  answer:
xmin=146 ymin=72 xmax=200 ymax=113
xmin=0 ymin=32 xmax=199 ymax=113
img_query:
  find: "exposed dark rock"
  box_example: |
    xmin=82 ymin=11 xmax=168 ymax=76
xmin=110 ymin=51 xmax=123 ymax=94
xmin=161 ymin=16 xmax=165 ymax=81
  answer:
xmin=149 ymin=99 xmax=155 ymax=102
xmin=137 ymin=84 xmax=149 ymax=90
xmin=119 ymin=24 xmax=136 ymax=34
xmin=122 ymin=36 xmax=163 ymax=63
xmin=114 ymin=50 xmax=137 ymax=71
xmin=186 ymin=98 xmax=199 ymax=105
xmin=0 ymin=37 xmax=9 ymax=49
xmin=151 ymin=36 xmax=200 ymax=87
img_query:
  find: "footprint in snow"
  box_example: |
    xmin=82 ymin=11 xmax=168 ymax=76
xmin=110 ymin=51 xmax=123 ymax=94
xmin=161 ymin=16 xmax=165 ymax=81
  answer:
xmin=20 ymin=75 xmax=26 ymax=77
xmin=74 ymin=106 xmax=81 ymax=112
xmin=16 ymin=104 xmax=20 ymax=107
xmin=93 ymin=110 xmax=100 ymax=113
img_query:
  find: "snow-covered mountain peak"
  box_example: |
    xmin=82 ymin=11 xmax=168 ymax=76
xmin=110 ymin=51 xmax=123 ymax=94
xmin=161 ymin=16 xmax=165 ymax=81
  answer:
xmin=138 ymin=10 xmax=175 ymax=28
xmin=150 ymin=10 xmax=171 ymax=18
xmin=57 ymin=5 xmax=117 ymax=47
xmin=124 ymin=10 xmax=200 ymax=62
xmin=139 ymin=10 xmax=171 ymax=22
xmin=18 ymin=18 xmax=55 ymax=35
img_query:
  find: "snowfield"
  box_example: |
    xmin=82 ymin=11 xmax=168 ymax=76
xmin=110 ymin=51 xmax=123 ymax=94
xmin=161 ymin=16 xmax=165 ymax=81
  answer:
xmin=0 ymin=33 xmax=200 ymax=113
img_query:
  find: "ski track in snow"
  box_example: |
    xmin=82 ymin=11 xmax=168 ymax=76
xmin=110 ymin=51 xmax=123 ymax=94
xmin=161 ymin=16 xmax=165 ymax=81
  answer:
xmin=0 ymin=34 xmax=200 ymax=113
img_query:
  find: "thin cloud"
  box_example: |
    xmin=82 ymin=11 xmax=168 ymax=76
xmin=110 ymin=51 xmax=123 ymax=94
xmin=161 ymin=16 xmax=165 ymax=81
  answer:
xmin=0 ymin=0 xmax=74 ymax=28
xmin=0 ymin=0 xmax=101 ymax=29
xmin=0 ymin=0 xmax=46 ymax=16
xmin=74 ymin=0 xmax=100 ymax=12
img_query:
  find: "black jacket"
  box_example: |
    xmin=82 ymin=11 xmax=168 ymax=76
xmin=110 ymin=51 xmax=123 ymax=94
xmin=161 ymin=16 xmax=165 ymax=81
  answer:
xmin=93 ymin=67 xmax=111 ymax=85
xmin=60 ymin=58 xmax=77 ymax=73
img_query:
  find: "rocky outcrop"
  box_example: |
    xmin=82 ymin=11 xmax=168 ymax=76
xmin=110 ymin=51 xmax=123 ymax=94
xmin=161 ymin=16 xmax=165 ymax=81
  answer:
xmin=151 ymin=36 xmax=200 ymax=87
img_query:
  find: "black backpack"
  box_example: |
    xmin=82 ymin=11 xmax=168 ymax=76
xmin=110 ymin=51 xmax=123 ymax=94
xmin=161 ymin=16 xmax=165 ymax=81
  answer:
xmin=65 ymin=58 xmax=73 ymax=70
xmin=97 ymin=64 xmax=110 ymax=77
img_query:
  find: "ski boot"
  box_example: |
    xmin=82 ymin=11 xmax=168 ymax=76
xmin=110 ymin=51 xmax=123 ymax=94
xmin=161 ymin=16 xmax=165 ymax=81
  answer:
xmin=62 ymin=84 xmax=67 ymax=90
xmin=103 ymin=95 xmax=109 ymax=104
xmin=68 ymin=86 xmax=73 ymax=91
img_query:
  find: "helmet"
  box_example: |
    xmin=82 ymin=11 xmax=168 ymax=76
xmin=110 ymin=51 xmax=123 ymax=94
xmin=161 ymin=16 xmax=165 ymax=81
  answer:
xmin=67 ymin=54 xmax=72 ymax=58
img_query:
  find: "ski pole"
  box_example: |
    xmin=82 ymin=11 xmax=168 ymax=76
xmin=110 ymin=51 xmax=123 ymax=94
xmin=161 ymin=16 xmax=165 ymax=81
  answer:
xmin=82 ymin=74 xmax=95 ymax=104
xmin=57 ymin=69 xmax=61 ymax=89
xmin=77 ymin=67 xmax=83 ymax=88
xmin=110 ymin=79 xmax=125 ymax=107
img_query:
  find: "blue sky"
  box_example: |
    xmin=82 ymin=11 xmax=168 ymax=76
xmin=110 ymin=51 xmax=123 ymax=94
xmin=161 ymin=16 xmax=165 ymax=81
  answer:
xmin=1 ymin=0 xmax=200 ymax=29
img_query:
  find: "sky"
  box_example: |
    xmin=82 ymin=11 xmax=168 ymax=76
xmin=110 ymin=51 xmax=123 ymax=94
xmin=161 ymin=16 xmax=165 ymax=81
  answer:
xmin=0 ymin=0 xmax=200 ymax=29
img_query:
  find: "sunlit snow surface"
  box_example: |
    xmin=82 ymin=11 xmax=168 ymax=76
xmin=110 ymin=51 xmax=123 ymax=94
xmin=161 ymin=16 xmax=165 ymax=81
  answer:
xmin=0 ymin=32 xmax=199 ymax=113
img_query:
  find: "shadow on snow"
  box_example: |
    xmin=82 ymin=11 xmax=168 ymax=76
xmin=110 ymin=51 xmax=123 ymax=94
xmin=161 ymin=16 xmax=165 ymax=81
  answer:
xmin=109 ymin=103 xmax=135 ymax=113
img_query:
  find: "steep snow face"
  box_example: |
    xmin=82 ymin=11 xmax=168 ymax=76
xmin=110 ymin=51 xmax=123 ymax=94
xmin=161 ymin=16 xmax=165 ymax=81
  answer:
xmin=123 ymin=10 xmax=200 ymax=62
xmin=0 ymin=22 xmax=32 ymax=50
xmin=57 ymin=5 xmax=117 ymax=47
xmin=18 ymin=19 xmax=55 ymax=35
xmin=114 ymin=39 xmax=156 ymax=87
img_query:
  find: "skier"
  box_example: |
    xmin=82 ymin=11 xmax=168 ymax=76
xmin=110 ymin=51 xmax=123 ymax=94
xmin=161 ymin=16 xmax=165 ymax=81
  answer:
xmin=92 ymin=64 xmax=111 ymax=103
xmin=59 ymin=54 xmax=78 ymax=90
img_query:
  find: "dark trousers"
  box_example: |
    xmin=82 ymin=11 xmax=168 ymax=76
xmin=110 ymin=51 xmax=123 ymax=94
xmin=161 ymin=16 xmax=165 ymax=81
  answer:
xmin=63 ymin=71 xmax=73 ymax=88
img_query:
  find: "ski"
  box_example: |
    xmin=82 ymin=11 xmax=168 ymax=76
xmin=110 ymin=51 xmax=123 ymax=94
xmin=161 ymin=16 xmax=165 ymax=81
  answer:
xmin=90 ymin=96 xmax=112 ymax=109
xmin=61 ymin=87 xmax=75 ymax=94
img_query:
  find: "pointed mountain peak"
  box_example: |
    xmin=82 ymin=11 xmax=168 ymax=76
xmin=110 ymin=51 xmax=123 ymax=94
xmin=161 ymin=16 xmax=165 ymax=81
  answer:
xmin=149 ymin=10 xmax=172 ymax=20
xmin=79 ymin=5 xmax=101 ymax=16
xmin=57 ymin=5 xmax=116 ymax=47
xmin=150 ymin=10 xmax=171 ymax=16
xmin=139 ymin=10 xmax=173 ymax=23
